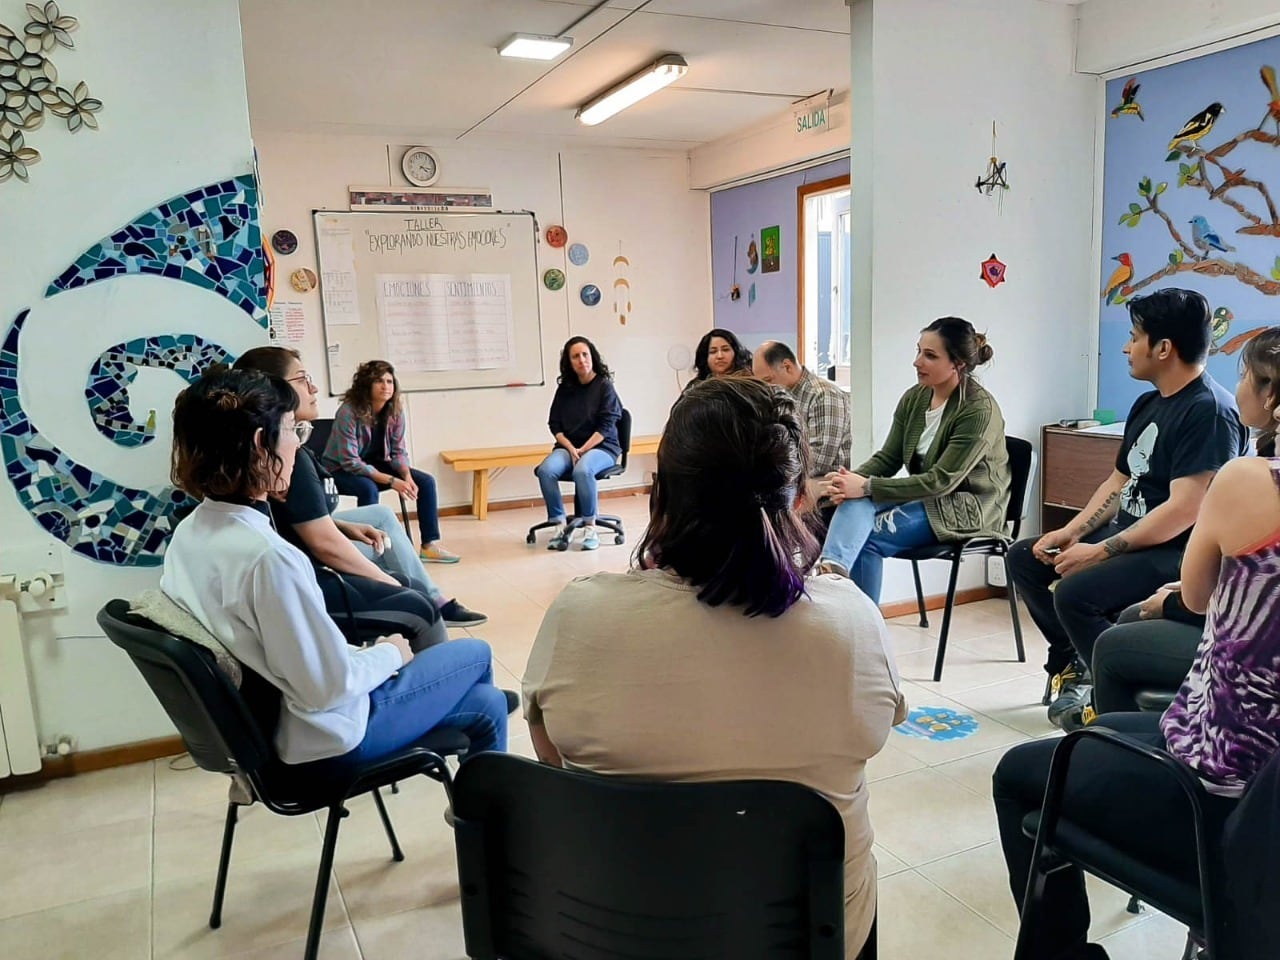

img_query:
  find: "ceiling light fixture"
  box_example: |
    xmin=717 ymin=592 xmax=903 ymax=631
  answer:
xmin=498 ymin=33 xmax=573 ymax=61
xmin=575 ymin=54 xmax=688 ymax=126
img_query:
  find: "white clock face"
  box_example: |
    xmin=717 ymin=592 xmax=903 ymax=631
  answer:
xmin=403 ymin=148 xmax=438 ymax=186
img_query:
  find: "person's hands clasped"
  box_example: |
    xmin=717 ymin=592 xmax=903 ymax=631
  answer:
xmin=1052 ymin=541 xmax=1107 ymax=578
xmin=1031 ymin=527 xmax=1076 ymax=565
xmin=568 ymin=446 xmax=582 ymax=465
xmin=824 ymin=467 xmax=870 ymax=503
xmin=340 ymin=521 xmax=387 ymax=552
xmin=390 ymin=475 xmax=418 ymax=499
xmin=376 ymin=633 xmax=414 ymax=666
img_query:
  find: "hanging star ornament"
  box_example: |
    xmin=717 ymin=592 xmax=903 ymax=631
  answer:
xmin=980 ymin=253 xmax=1007 ymax=288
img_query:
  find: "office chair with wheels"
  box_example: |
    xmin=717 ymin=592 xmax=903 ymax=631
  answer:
xmin=98 ymin=600 xmax=467 ymax=960
xmin=306 ymin=417 xmax=413 ymax=539
xmin=451 ymin=752 xmax=876 ymax=959
xmin=899 ymin=435 xmax=1035 ymax=682
xmin=527 ymin=409 xmax=633 ymax=549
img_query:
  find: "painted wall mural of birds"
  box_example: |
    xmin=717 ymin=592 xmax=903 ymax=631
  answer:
xmin=1259 ymin=65 xmax=1280 ymax=134
xmin=1168 ymin=102 xmax=1225 ymax=150
xmin=1189 ymin=215 xmax=1237 ymax=254
xmin=1101 ymin=252 xmax=1133 ymax=303
xmin=1111 ymin=77 xmax=1144 ymax=121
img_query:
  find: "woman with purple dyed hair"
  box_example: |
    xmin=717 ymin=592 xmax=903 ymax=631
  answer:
xmin=993 ymin=325 xmax=1280 ymax=960
xmin=521 ymin=375 xmax=906 ymax=959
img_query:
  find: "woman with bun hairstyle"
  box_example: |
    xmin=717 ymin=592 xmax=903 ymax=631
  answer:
xmin=818 ymin=317 xmax=1011 ymax=603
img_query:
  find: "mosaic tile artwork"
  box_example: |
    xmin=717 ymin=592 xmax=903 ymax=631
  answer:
xmin=0 ymin=176 xmax=266 ymax=565
xmin=47 ymin=175 xmax=269 ymax=328
xmin=1 ymin=310 xmax=191 ymax=566
xmin=86 ymin=335 xmax=232 ymax=447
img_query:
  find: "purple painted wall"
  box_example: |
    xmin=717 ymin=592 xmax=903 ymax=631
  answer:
xmin=709 ymin=158 xmax=849 ymax=348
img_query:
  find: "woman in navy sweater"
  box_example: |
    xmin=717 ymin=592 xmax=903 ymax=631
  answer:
xmin=535 ymin=337 xmax=622 ymax=551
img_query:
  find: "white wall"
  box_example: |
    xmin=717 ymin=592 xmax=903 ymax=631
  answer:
xmin=0 ymin=0 xmax=255 ymax=749
xmin=689 ymin=91 xmax=850 ymax=190
xmin=1078 ymin=0 xmax=1280 ymax=74
xmin=251 ymin=132 xmax=711 ymax=511
xmin=851 ymin=0 xmax=1099 ymax=601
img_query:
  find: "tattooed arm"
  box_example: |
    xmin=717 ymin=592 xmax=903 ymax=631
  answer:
xmin=1070 ymin=472 xmax=1127 ymax=538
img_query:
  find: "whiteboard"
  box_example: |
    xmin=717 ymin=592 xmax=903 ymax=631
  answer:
xmin=313 ymin=210 xmax=545 ymax=393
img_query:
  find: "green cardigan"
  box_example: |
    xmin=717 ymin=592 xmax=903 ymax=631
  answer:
xmin=860 ymin=382 xmax=1011 ymax=542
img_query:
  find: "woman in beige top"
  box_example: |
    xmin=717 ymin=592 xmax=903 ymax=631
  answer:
xmin=523 ymin=376 xmax=906 ymax=958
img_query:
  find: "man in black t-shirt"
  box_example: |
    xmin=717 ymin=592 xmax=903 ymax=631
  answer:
xmin=1006 ymin=288 xmax=1247 ymax=727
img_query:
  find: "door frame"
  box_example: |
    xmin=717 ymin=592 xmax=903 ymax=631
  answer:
xmin=797 ymin=173 xmax=851 ymax=370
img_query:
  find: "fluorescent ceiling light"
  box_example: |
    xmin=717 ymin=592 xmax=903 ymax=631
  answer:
xmin=575 ymin=54 xmax=688 ymax=126
xmin=498 ymin=33 xmax=573 ymax=60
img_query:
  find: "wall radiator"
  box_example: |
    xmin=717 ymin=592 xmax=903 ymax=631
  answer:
xmin=0 ymin=598 xmax=41 ymax=777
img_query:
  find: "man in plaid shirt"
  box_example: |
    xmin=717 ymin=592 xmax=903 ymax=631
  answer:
xmin=752 ymin=341 xmax=852 ymax=511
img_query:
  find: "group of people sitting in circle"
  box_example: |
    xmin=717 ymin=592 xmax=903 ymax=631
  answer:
xmin=155 ymin=283 xmax=1278 ymax=959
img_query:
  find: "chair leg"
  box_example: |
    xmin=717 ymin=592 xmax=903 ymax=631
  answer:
xmin=1042 ymin=674 xmax=1054 ymax=707
xmin=371 ymin=787 xmax=405 ymax=862
xmin=209 ymin=802 xmax=239 ymax=929
xmin=1180 ymin=932 xmax=1198 ymax=960
xmin=1006 ymin=573 xmax=1026 ymax=663
xmin=931 ymin=555 xmax=962 ymax=682
xmin=305 ymin=804 xmax=349 ymax=960
xmin=396 ymin=493 xmax=413 ymax=541
xmin=911 ymin=560 xmax=928 ymax=628
xmin=1126 ymin=894 xmax=1143 ymax=914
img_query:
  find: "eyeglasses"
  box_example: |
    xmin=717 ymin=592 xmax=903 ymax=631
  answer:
xmin=294 ymin=421 xmax=314 ymax=444
xmin=287 ymin=372 xmax=316 ymax=388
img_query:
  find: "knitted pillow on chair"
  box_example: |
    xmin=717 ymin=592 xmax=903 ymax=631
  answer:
xmin=129 ymin=589 xmax=243 ymax=688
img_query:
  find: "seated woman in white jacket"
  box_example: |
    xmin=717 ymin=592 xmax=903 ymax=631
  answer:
xmin=161 ymin=367 xmax=507 ymax=766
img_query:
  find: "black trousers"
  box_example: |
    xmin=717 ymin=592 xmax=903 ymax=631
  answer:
xmin=993 ymin=713 xmax=1235 ymax=960
xmin=1092 ymin=604 xmax=1202 ymax=714
xmin=314 ymin=569 xmax=447 ymax=652
xmin=1005 ymin=525 xmax=1182 ymax=675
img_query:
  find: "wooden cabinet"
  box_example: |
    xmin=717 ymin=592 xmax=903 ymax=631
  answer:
xmin=1040 ymin=425 xmax=1124 ymax=532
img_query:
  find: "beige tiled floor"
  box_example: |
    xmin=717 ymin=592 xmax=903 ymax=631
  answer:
xmin=0 ymin=497 xmax=1190 ymax=958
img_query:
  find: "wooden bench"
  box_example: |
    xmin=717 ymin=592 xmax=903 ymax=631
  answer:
xmin=440 ymin=436 xmax=661 ymax=520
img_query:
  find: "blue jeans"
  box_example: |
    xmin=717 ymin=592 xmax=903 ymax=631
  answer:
xmin=342 ymin=638 xmax=507 ymax=764
xmin=535 ymin=448 xmax=617 ymax=522
xmin=337 ymin=504 xmax=445 ymax=605
xmin=821 ymin=499 xmax=938 ymax=604
xmin=333 ymin=465 xmax=440 ymax=543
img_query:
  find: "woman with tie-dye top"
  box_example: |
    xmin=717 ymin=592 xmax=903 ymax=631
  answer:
xmin=991 ymin=326 xmax=1280 ymax=960
xmin=1162 ymin=326 xmax=1280 ymax=795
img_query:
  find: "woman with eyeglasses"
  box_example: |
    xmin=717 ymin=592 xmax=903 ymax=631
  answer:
xmin=234 ymin=348 xmax=487 ymax=640
xmin=323 ymin=360 xmax=458 ymax=563
xmin=162 ymin=367 xmax=508 ymax=770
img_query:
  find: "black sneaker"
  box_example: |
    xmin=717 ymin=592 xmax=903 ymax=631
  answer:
xmin=440 ymin=599 xmax=488 ymax=628
xmin=503 ymin=689 xmax=519 ymax=714
xmin=1047 ymin=658 xmax=1093 ymax=728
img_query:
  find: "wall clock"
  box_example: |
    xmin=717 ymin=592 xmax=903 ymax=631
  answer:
xmin=401 ymin=146 xmax=440 ymax=187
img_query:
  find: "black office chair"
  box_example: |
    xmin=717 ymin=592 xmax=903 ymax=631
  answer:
xmin=527 ymin=408 xmax=633 ymax=549
xmin=98 ymin=600 xmax=467 ymax=960
xmin=451 ymin=752 xmax=875 ymax=960
xmin=1015 ymin=728 xmax=1238 ymax=960
xmin=306 ymin=417 xmax=413 ymax=540
xmin=899 ymin=435 xmax=1035 ymax=682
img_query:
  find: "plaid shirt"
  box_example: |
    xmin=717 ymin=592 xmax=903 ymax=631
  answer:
xmin=790 ymin=368 xmax=852 ymax=477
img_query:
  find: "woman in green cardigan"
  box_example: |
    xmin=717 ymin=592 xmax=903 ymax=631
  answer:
xmin=818 ymin=317 xmax=1011 ymax=603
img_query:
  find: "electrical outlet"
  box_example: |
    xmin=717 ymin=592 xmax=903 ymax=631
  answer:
xmin=986 ymin=555 xmax=1007 ymax=588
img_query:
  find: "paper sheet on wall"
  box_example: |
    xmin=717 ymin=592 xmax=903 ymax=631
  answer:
xmin=316 ymin=221 xmax=361 ymax=325
xmin=375 ymin=273 xmax=514 ymax=371
xmin=268 ymin=301 xmax=307 ymax=345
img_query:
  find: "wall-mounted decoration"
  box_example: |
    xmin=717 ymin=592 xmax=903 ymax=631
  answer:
xmin=2 ymin=176 xmax=266 ymax=566
xmin=613 ymin=250 xmax=631 ymax=326
xmin=729 ymin=236 xmax=741 ymax=300
xmin=0 ymin=3 xmax=101 ymax=184
xmin=270 ymin=228 xmax=298 ymax=255
xmin=579 ymin=283 xmax=600 ymax=306
xmin=545 ymin=224 xmax=567 ymax=248
xmin=974 ymin=123 xmax=1009 ymax=202
xmin=263 ymin=240 xmax=276 ymax=310
xmin=746 ymin=233 xmax=759 ymax=274
xmin=1110 ymin=77 xmax=1144 ymax=121
xmin=1098 ymin=36 xmax=1280 ymax=412
xmin=761 ymin=225 xmax=780 ymax=273
xmin=666 ymin=343 xmax=692 ymax=393
xmin=748 ymin=282 xmax=757 ymax=306
xmin=84 ymin=335 xmax=232 ymax=448
xmin=348 ymin=185 xmax=492 ymax=211
xmin=268 ymin=301 xmax=308 ymax=346
xmin=289 ymin=267 xmax=316 ymax=293
xmin=400 ymin=145 xmax=440 ymax=187
xmin=894 ymin=706 xmax=979 ymax=742
xmin=980 ymin=253 xmax=1007 ymax=288
xmin=48 ymin=175 xmax=268 ymax=326
xmin=542 ymin=267 xmax=565 ymax=291
xmin=567 ymin=242 xmax=589 ymax=266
